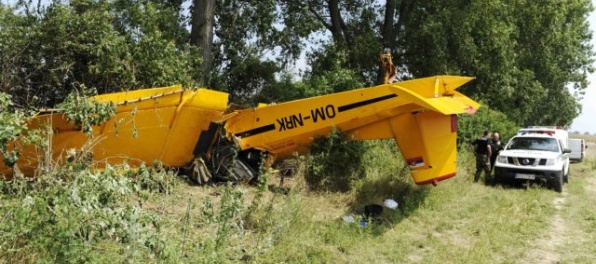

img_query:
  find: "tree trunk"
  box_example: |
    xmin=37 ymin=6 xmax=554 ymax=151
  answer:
xmin=382 ymin=0 xmax=396 ymax=49
xmin=190 ymin=0 xmax=216 ymax=86
xmin=328 ymin=0 xmax=345 ymax=47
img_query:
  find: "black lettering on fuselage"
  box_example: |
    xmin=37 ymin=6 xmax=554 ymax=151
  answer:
xmin=277 ymin=105 xmax=337 ymax=131
xmin=325 ymin=105 xmax=336 ymax=119
xmin=311 ymin=104 xmax=336 ymax=123
xmin=277 ymin=113 xmax=304 ymax=131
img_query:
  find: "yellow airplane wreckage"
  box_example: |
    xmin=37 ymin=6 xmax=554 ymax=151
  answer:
xmin=1 ymin=75 xmax=480 ymax=186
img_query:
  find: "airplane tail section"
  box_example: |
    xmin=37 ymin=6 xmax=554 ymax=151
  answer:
xmin=388 ymin=112 xmax=459 ymax=185
xmin=344 ymin=76 xmax=479 ymax=185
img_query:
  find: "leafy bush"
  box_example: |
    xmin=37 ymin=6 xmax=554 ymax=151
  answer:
xmin=0 ymin=1 xmax=200 ymax=108
xmin=57 ymin=86 xmax=116 ymax=136
xmin=351 ymin=140 xmax=417 ymax=206
xmin=0 ymin=164 xmax=173 ymax=263
xmin=305 ymin=129 xmax=366 ymax=192
xmin=0 ymin=92 xmax=42 ymax=169
xmin=457 ymin=104 xmax=518 ymax=147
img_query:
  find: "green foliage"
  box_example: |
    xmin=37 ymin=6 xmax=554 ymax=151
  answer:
xmin=0 ymin=92 xmax=43 ymax=168
xmin=2 ymin=0 xmax=591 ymax=128
xmin=403 ymin=0 xmax=593 ymax=126
xmin=306 ymin=129 xmax=365 ymax=192
xmin=124 ymin=161 xmax=177 ymax=195
xmin=211 ymin=55 xmax=280 ymax=106
xmin=252 ymin=73 xmax=305 ymax=103
xmin=0 ymin=163 xmax=176 ymax=263
xmin=301 ymin=49 xmax=366 ymax=96
xmin=254 ymin=52 xmax=365 ymax=104
xmin=172 ymin=171 xmax=300 ymax=263
xmin=350 ymin=139 xmax=431 ymax=219
xmin=457 ymin=105 xmax=518 ymax=146
xmin=0 ymin=0 xmax=199 ymax=108
xmin=57 ymin=86 xmax=116 ymax=136
xmin=219 ymin=187 xmax=248 ymax=249
xmin=0 ymin=93 xmax=26 ymax=167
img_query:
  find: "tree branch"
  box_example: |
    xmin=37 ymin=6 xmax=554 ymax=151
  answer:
xmin=307 ymin=2 xmax=332 ymax=31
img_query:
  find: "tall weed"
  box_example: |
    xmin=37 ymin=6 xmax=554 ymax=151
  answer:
xmin=0 ymin=164 xmax=174 ymax=263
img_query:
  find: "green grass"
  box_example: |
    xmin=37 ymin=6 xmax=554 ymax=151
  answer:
xmin=1 ymin=145 xmax=596 ymax=263
xmin=553 ymin=144 xmax=596 ymax=263
xmin=254 ymin=166 xmax=559 ymax=263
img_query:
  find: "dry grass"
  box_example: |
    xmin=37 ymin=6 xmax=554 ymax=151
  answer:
xmin=569 ymin=133 xmax=596 ymax=144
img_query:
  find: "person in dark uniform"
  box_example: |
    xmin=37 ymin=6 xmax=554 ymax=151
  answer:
xmin=472 ymin=130 xmax=492 ymax=183
xmin=489 ymin=132 xmax=504 ymax=174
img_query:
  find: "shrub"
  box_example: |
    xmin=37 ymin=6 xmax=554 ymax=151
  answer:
xmin=0 ymin=164 xmax=173 ymax=263
xmin=57 ymin=85 xmax=116 ymax=136
xmin=0 ymin=92 xmax=39 ymax=169
xmin=305 ymin=129 xmax=366 ymax=192
xmin=458 ymin=104 xmax=518 ymax=147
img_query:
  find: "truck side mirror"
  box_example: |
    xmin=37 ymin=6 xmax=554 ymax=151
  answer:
xmin=563 ymin=148 xmax=572 ymax=154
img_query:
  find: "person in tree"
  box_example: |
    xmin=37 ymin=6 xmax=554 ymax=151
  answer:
xmin=472 ymin=130 xmax=492 ymax=183
xmin=489 ymin=131 xmax=504 ymax=175
xmin=380 ymin=48 xmax=396 ymax=84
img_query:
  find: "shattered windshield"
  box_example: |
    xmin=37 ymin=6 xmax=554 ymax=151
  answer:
xmin=507 ymin=137 xmax=560 ymax=152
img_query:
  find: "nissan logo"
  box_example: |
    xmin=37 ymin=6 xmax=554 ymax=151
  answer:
xmin=522 ymin=158 xmax=530 ymax=165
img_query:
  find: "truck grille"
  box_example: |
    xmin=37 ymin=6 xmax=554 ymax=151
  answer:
xmin=506 ymin=157 xmax=537 ymax=166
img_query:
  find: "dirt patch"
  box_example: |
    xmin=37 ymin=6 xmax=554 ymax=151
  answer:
xmin=430 ymin=230 xmax=472 ymax=249
xmin=521 ymin=192 xmax=568 ymax=264
xmin=585 ymin=175 xmax=596 ymax=194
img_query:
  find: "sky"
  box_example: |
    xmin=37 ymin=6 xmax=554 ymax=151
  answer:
xmin=570 ymin=3 xmax=596 ymax=134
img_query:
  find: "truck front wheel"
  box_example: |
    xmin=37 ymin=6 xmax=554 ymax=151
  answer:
xmin=552 ymin=171 xmax=563 ymax=193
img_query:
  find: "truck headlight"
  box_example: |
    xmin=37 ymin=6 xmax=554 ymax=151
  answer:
xmin=545 ymin=159 xmax=555 ymax=166
xmin=497 ymin=156 xmax=508 ymax=164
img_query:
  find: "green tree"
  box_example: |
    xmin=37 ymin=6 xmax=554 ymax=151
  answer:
xmin=0 ymin=0 xmax=199 ymax=108
xmin=208 ymin=0 xmax=281 ymax=104
xmin=402 ymin=0 xmax=593 ymax=126
xmin=272 ymin=0 xmax=593 ymax=127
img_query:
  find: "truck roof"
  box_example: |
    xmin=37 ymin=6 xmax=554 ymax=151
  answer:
xmin=514 ymin=134 xmax=555 ymax=138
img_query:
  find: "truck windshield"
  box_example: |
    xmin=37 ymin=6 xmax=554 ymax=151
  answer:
xmin=508 ymin=137 xmax=559 ymax=152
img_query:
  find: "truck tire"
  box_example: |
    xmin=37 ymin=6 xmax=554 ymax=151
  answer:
xmin=553 ymin=172 xmax=563 ymax=193
xmin=493 ymin=174 xmax=501 ymax=185
xmin=564 ymin=169 xmax=569 ymax=184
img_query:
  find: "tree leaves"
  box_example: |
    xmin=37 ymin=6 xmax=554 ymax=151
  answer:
xmin=0 ymin=0 xmax=199 ymax=108
xmin=0 ymin=0 xmax=593 ymax=127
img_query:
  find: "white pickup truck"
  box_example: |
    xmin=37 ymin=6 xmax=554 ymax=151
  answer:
xmin=494 ymin=130 xmax=570 ymax=193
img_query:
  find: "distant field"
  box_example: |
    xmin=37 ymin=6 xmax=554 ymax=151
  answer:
xmin=569 ymin=133 xmax=596 ymax=143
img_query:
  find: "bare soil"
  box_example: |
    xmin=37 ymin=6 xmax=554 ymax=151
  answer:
xmin=522 ymin=140 xmax=596 ymax=263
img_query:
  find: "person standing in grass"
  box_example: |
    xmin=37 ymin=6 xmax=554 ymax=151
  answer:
xmin=472 ymin=130 xmax=492 ymax=183
xmin=490 ymin=132 xmax=505 ymax=175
